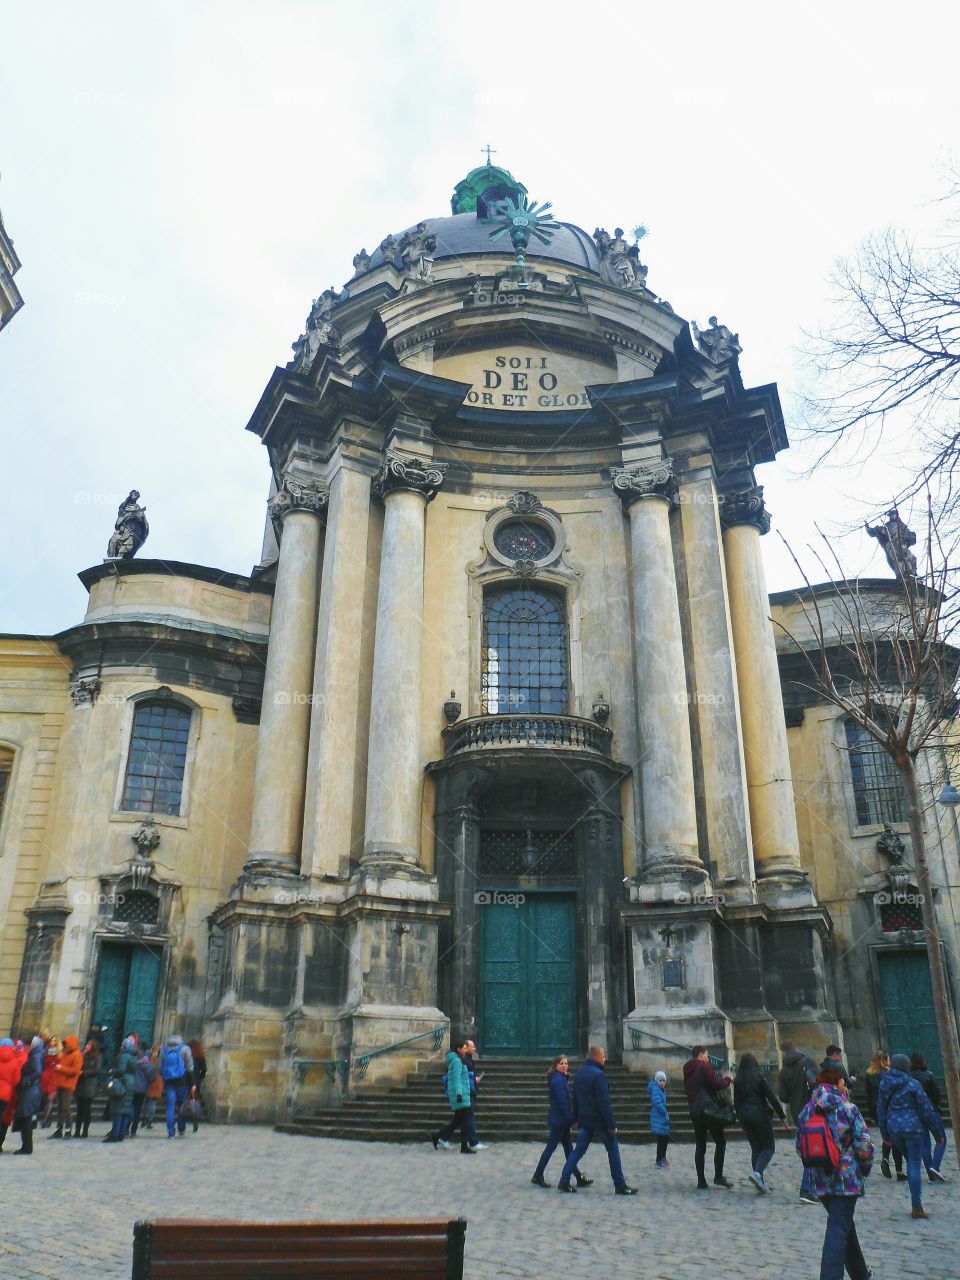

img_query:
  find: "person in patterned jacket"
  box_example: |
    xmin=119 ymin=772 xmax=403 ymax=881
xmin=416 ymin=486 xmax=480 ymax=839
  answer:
xmin=797 ymin=1068 xmax=875 ymax=1280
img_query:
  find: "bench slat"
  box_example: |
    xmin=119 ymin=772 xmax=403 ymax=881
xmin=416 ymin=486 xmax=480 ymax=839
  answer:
xmin=150 ymin=1237 xmax=447 ymax=1257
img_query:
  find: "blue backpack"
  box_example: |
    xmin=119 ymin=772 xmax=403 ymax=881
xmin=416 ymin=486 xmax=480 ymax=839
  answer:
xmin=161 ymin=1045 xmax=186 ymax=1082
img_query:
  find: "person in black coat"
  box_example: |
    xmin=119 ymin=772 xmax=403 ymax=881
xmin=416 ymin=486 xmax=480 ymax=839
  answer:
xmin=733 ymin=1053 xmax=788 ymax=1194
xmin=910 ymin=1051 xmax=947 ymax=1182
xmin=864 ymin=1050 xmax=904 ymax=1180
xmin=13 ymin=1036 xmax=45 ymax=1155
xmin=531 ymin=1055 xmax=591 ymax=1189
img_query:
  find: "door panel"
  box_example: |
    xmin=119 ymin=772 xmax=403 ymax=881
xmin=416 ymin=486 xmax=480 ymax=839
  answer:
xmin=125 ymin=948 xmax=161 ymax=1050
xmin=93 ymin=945 xmax=129 ymax=1064
xmin=878 ymin=951 xmax=943 ymax=1078
xmin=480 ymin=895 xmax=576 ymax=1056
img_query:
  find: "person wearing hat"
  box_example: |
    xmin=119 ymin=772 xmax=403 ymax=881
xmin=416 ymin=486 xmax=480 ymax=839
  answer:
xmin=0 ymin=1037 xmax=26 ymax=1151
xmin=877 ymin=1053 xmax=946 ymax=1219
xmin=648 ymin=1069 xmax=671 ymax=1168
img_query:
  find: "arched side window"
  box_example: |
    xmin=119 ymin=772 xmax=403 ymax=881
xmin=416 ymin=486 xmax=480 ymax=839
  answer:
xmin=481 ymin=585 xmax=568 ymax=715
xmin=0 ymin=747 xmax=13 ymax=828
xmin=844 ymin=719 xmax=908 ymax=826
xmin=120 ymin=700 xmax=192 ymax=816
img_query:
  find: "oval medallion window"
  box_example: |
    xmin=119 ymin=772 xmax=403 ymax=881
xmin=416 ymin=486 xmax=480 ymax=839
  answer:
xmin=493 ymin=520 xmax=554 ymax=562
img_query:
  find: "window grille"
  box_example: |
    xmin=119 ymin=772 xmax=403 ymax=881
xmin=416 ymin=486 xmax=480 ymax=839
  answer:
xmin=0 ymin=748 xmax=12 ymax=827
xmin=879 ymin=893 xmax=923 ymax=932
xmin=479 ymin=828 xmax=577 ymax=877
xmin=121 ymin=701 xmax=192 ymax=816
xmin=114 ymin=890 xmax=160 ymax=926
xmin=844 ymin=720 xmax=908 ymax=826
xmin=493 ymin=520 xmax=554 ymax=561
xmin=481 ymin=586 xmax=568 ymax=715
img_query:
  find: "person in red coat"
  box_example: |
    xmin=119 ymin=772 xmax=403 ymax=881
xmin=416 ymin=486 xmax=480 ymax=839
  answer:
xmin=40 ymin=1035 xmax=60 ymax=1127
xmin=50 ymin=1034 xmax=83 ymax=1139
xmin=0 ymin=1038 xmax=26 ymax=1150
xmin=683 ymin=1045 xmax=734 ymax=1190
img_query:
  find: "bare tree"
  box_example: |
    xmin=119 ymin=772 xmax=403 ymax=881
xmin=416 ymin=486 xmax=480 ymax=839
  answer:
xmin=800 ymin=199 xmax=960 ymax=524
xmin=774 ymin=500 xmax=960 ymax=1167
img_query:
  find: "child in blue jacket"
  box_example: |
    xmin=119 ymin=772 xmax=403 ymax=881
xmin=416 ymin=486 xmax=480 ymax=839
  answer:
xmin=648 ymin=1069 xmax=671 ymax=1167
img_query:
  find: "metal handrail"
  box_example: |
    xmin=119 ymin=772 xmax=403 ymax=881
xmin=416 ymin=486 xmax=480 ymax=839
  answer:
xmin=292 ymin=1025 xmax=447 ymax=1086
xmin=443 ymin=713 xmax=612 ymax=758
xmin=354 ymin=1025 xmax=447 ymax=1080
xmin=626 ymin=1023 xmax=725 ymax=1072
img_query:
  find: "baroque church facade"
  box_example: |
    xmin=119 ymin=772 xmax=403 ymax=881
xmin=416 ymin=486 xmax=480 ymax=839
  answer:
xmin=1 ymin=163 xmax=958 ymax=1121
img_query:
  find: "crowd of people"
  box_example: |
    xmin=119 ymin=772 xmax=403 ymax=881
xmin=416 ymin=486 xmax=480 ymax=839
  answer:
xmin=431 ymin=1038 xmax=950 ymax=1280
xmin=0 ymin=1027 xmax=207 ymax=1153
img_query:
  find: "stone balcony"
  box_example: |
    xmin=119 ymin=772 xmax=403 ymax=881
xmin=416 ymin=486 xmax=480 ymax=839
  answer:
xmin=441 ymin=712 xmax=612 ymax=759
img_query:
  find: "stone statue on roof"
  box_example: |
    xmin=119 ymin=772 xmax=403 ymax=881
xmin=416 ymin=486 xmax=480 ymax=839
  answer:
xmin=106 ymin=490 xmax=149 ymax=560
xmin=290 ymin=288 xmax=341 ymax=371
xmin=593 ymin=227 xmax=647 ymax=292
xmin=399 ymin=222 xmax=437 ymax=282
xmin=693 ymin=315 xmax=742 ymax=363
xmin=866 ymin=508 xmax=919 ymax=581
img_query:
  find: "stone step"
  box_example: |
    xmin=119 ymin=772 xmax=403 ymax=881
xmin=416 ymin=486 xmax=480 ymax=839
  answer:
xmin=278 ymin=1122 xmax=741 ymax=1144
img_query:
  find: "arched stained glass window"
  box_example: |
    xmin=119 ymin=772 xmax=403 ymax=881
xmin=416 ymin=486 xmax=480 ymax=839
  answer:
xmin=481 ymin=586 xmax=568 ymax=715
xmin=121 ymin=700 xmax=192 ymax=816
xmin=845 ymin=719 xmax=908 ymax=826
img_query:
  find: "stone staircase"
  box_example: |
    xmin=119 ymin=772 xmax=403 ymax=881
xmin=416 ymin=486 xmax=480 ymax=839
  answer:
xmin=278 ymin=1056 xmax=750 ymax=1144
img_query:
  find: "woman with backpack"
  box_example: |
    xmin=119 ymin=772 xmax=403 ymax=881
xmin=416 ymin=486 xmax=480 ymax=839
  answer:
xmin=733 ymin=1053 xmax=789 ymax=1194
xmin=103 ymin=1035 xmax=138 ymax=1143
xmin=160 ymin=1033 xmax=195 ymax=1139
xmin=796 ymin=1067 xmax=875 ymax=1280
xmin=530 ymin=1055 xmax=592 ymax=1188
xmin=877 ymin=1053 xmax=946 ymax=1217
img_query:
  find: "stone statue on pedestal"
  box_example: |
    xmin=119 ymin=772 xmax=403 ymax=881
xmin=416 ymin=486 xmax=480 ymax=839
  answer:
xmin=399 ymin=222 xmax=437 ymax=282
xmin=693 ymin=316 xmax=742 ymax=363
xmin=106 ymin=491 xmax=149 ymax=559
xmin=290 ymin=289 xmax=341 ymax=372
xmin=593 ymin=227 xmax=647 ymax=291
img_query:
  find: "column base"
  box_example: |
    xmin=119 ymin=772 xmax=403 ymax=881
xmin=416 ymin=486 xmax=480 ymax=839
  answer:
xmin=242 ymin=854 xmax=302 ymax=878
xmin=639 ymin=847 xmax=709 ymax=884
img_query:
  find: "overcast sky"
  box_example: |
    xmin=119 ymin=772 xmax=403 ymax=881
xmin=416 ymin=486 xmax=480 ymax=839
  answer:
xmin=1 ymin=2 xmax=958 ymax=635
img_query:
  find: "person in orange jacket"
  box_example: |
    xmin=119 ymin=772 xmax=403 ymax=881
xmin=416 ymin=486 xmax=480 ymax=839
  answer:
xmin=50 ymin=1034 xmax=83 ymax=1139
xmin=141 ymin=1045 xmax=165 ymax=1130
xmin=39 ymin=1035 xmax=60 ymax=1127
xmin=0 ymin=1037 xmax=26 ymax=1150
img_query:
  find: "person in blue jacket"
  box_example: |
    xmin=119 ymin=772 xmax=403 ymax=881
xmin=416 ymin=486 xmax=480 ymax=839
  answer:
xmin=557 ymin=1046 xmax=637 ymax=1195
xmin=430 ymin=1039 xmax=480 ymax=1154
xmin=531 ymin=1055 xmax=593 ymax=1188
xmin=877 ymin=1053 xmax=946 ymax=1218
xmin=648 ymin=1070 xmax=671 ymax=1168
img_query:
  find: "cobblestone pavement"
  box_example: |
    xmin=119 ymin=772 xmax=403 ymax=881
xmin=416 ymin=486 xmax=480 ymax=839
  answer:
xmin=1 ymin=1125 xmax=957 ymax=1279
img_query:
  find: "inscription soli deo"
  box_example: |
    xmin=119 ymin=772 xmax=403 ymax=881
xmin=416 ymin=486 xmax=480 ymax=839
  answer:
xmin=463 ymin=353 xmax=590 ymax=410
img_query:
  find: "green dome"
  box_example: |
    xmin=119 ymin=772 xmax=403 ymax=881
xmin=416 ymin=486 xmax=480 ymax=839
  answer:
xmin=451 ymin=163 xmax=528 ymax=216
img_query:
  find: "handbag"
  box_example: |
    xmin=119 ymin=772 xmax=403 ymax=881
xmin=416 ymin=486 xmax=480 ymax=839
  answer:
xmin=105 ymin=1074 xmax=127 ymax=1100
xmin=179 ymin=1086 xmax=203 ymax=1123
xmin=694 ymin=1088 xmax=735 ymax=1127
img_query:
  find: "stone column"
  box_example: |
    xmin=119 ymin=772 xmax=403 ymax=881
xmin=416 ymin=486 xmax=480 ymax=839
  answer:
xmin=613 ymin=461 xmax=702 ymax=876
xmin=245 ymin=476 xmax=327 ymax=875
xmin=362 ymin=451 xmax=445 ymax=867
xmin=721 ymin=487 xmax=804 ymax=880
xmin=677 ymin=465 xmax=753 ymax=890
xmin=301 ymin=465 xmax=373 ymax=878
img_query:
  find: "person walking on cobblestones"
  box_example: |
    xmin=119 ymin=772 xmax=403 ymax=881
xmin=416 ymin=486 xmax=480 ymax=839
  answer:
xmin=129 ymin=1042 xmax=157 ymax=1137
xmin=796 ymin=1067 xmax=875 ymax=1280
xmin=733 ymin=1052 xmax=788 ymax=1194
xmin=161 ymin=1033 xmax=195 ymax=1139
xmin=104 ymin=1034 xmax=138 ymax=1143
xmin=0 ymin=1037 xmax=25 ymax=1152
xmin=531 ymin=1055 xmax=592 ymax=1188
xmin=557 ymin=1046 xmax=637 ymax=1195
xmin=39 ymin=1034 xmax=59 ymax=1128
xmin=73 ymin=1038 xmax=100 ymax=1138
xmin=909 ymin=1051 xmax=948 ymax=1183
xmin=141 ymin=1045 xmax=164 ymax=1129
xmin=877 ymin=1053 xmax=945 ymax=1219
xmin=864 ymin=1051 xmax=904 ymax=1182
xmin=648 ymin=1070 xmax=671 ymax=1168
xmin=684 ymin=1045 xmax=733 ymax=1191
xmin=431 ymin=1039 xmax=480 ymax=1154
xmin=12 ymin=1035 xmax=45 ymax=1155
xmin=779 ymin=1040 xmax=819 ymax=1203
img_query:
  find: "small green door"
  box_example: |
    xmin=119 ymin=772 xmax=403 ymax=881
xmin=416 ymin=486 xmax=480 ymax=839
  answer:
xmin=479 ymin=895 xmax=576 ymax=1056
xmin=878 ymin=951 xmax=943 ymax=1078
xmin=93 ymin=943 xmax=161 ymax=1062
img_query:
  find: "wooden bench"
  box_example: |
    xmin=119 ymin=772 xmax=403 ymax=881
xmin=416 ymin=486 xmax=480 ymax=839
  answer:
xmin=131 ymin=1218 xmax=466 ymax=1279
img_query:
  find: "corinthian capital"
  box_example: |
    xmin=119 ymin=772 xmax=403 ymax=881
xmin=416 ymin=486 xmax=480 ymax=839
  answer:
xmin=611 ymin=459 xmax=678 ymax=510
xmin=719 ymin=485 xmax=771 ymax=534
xmin=268 ymin=474 xmax=329 ymax=540
xmin=373 ymin=450 xmax=446 ymax=503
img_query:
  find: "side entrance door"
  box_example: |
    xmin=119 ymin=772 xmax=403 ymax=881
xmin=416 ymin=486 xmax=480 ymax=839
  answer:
xmin=92 ymin=942 xmax=162 ymax=1063
xmin=479 ymin=893 xmax=576 ymax=1056
xmin=877 ymin=950 xmax=943 ymax=1078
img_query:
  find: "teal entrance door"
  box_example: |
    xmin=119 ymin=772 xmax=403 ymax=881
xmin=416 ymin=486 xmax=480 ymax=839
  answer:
xmin=878 ymin=951 xmax=943 ymax=1078
xmin=93 ymin=943 xmax=162 ymax=1062
xmin=479 ymin=894 xmax=576 ymax=1056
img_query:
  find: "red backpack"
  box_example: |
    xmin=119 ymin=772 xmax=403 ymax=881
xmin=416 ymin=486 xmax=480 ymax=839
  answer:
xmin=798 ymin=1105 xmax=842 ymax=1172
